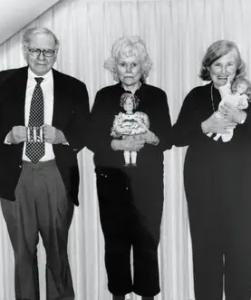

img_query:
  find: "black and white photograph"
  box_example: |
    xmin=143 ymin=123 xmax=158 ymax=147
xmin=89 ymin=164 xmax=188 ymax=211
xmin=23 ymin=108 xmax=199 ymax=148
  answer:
xmin=0 ymin=0 xmax=251 ymax=300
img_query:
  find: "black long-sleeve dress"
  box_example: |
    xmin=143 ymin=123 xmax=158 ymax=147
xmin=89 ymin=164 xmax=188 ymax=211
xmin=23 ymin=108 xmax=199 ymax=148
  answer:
xmin=173 ymin=82 xmax=251 ymax=300
xmin=87 ymin=82 xmax=172 ymax=297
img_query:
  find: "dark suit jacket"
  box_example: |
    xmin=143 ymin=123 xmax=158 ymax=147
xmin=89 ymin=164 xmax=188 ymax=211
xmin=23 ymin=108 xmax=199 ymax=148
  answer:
xmin=0 ymin=66 xmax=90 ymax=205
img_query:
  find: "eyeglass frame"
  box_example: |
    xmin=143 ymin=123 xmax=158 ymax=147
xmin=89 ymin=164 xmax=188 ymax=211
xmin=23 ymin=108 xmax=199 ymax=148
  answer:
xmin=26 ymin=46 xmax=56 ymax=58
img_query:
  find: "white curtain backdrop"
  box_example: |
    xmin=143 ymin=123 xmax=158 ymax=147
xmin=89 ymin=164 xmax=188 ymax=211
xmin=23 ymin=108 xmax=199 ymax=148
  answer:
xmin=1 ymin=0 xmax=251 ymax=299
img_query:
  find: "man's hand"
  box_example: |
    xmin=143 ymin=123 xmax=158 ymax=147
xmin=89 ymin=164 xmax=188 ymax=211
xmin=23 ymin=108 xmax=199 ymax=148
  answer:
xmin=8 ymin=126 xmax=27 ymax=144
xmin=42 ymin=124 xmax=67 ymax=144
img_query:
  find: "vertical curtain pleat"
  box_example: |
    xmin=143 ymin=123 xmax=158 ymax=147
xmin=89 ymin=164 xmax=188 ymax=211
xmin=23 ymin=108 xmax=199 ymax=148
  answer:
xmin=1 ymin=1 xmax=251 ymax=299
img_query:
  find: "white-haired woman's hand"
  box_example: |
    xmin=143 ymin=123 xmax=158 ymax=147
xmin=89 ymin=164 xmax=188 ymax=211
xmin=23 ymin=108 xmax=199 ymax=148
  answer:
xmin=201 ymin=112 xmax=237 ymax=134
xmin=111 ymin=136 xmax=145 ymax=151
xmin=142 ymin=130 xmax=159 ymax=145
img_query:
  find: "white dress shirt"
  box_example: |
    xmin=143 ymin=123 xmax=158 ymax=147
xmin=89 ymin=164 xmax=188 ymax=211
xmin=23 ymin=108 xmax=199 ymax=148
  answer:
xmin=22 ymin=68 xmax=55 ymax=161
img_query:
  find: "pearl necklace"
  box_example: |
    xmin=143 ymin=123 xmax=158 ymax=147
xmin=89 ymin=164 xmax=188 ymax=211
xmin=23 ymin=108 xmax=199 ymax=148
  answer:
xmin=210 ymin=83 xmax=216 ymax=112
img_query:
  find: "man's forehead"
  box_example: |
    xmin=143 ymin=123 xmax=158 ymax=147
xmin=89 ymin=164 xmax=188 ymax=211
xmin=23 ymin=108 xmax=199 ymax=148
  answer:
xmin=29 ymin=33 xmax=55 ymax=47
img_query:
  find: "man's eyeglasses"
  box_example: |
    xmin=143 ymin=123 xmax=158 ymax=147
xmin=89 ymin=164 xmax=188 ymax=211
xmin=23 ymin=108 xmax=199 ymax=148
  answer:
xmin=27 ymin=47 xmax=56 ymax=58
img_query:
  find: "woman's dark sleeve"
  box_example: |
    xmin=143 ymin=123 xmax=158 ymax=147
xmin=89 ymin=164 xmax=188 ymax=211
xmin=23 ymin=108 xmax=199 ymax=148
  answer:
xmin=86 ymin=90 xmax=114 ymax=154
xmin=172 ymin=88 xmax=208 ymax=147
xmin=151 ymin=91 xmax=172 ymax=151
xmin=238 ymin=104 xmax=251 ymax=134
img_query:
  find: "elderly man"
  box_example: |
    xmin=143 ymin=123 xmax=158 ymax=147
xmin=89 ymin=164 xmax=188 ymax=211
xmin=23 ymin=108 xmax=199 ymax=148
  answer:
xmin=0 ymin=27 xmax=89 ymax=300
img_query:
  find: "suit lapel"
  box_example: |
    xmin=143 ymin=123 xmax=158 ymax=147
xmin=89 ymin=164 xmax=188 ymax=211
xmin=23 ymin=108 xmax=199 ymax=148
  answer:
xmin=52 ymin=69 xmax=71 ymax=128
xmin=6 ymin=67 xmax=71 ymax=128
xmin=9 ymin=67 xmax=28 ymax=125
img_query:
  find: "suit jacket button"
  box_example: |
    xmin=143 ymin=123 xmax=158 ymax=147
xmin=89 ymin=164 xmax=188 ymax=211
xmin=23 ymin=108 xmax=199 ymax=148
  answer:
xmin=19 ymin=165 xmax=22 ymax=169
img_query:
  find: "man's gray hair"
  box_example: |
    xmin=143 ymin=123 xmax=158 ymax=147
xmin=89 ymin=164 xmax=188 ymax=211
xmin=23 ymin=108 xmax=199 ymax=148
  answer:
xmin=22 ymin=27 xmax=60 ymax=50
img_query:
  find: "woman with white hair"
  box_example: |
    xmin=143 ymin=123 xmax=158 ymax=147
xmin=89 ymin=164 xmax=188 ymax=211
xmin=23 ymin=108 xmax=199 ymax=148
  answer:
xmin=87 ymin=36 xmax=172 ymax=300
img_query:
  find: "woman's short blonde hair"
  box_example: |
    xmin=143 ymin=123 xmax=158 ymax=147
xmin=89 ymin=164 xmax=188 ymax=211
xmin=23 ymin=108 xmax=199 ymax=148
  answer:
xmin=104 ymin=36 xmax=153 ymax=82
xmin=199 ymin=40 xmax=246 ymax=81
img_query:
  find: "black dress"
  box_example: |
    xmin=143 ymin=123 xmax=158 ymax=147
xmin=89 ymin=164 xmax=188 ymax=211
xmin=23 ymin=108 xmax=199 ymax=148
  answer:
xmin=173 ymin=82 xmax=251 ymax=300
xmin=87 ymin=82 xmax=172 ymax=297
